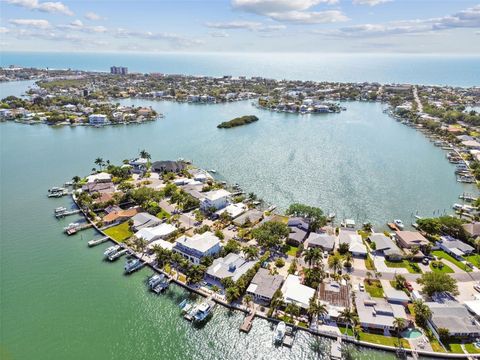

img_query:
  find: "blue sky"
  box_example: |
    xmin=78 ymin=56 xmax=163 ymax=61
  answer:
xmin=1 ymin=0 xmax=479 ymax=53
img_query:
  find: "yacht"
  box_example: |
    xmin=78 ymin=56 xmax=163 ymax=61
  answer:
xmin=54 ymin=206 xmax=67 ymax=214
xmin=64 ymin=222 xmax=79 ymax=231
xmin=209 ymin=169 xmax=217 ymax=174
xmin=273 ymin=321 xmax=286 ymax=343
xmin=124 ymin=258 xmax=143 ymax=274
xmin=192 ymin=300 xmax=215 ymax=322
xmin=104 ymin=245 xmax=121 ymax=258
xmin=148 ymin=274 xmax=164 ymax=289
xmin=393 ymin=219 xmax=405 ymax=230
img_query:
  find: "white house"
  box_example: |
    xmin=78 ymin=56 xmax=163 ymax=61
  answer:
xmin=200 ymin=189 xmax=231 ymax=211
xmin=88 ymin=114 xmax=108 ymax=125
xmin=215 ymin=203 xmax=247 ymax=219
xmin=173 ymin=231 xmax=221 ymax=264
xmin=338 ymin=229 xmax=367 ymax=257
xmin=280 ymin=274 xmax=315 ymax=309
xmin=86 ymin=172 xmax=112 ymax=183
xmin=134 ymin=223 xmax=177 ymax=243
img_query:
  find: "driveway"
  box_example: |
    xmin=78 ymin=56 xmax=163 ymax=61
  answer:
xmin=372 ymin=254 xmax=408 ymax=274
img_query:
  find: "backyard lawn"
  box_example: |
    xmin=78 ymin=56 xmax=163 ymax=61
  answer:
xmin=156 ymin=208 xmax=171 ymax=219
xmin=104 ymin=222 xmax=133 ymax=242
xmin=365 ymin=255 xmax=375 ymax=270
xmin=465 ymin=254 xmax=480 ymax=268
xmin=338 ymin=326 xmax=410 ymax=348
xmin=465 ymin=343 xmax=480 ymax=354
xmin=432 ymin=250 xmax=472 ymax=272
xmin=364 ymin=280 xmax=384 ymax=298
xmin=385 ymin=259 xmax=422 ymax=273
xmin=444 ymin=342 xmax=464 ymax=353
xmin=286 ymin=245 xmax=298 ymax=257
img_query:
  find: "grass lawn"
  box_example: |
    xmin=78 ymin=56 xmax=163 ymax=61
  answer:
xmin=429 ymin=261 xmax=454 ymax=273
xmin=444 ymin=342 xmax=464 ymax=353
xmin=465 ymin=254 xmax=480 ymax=268
xmin=156 ymin=208 xmax=171 ymax=219
xmin=430 ymin=340 xmax=446 ymax=353
xmin=385 ymin=260 xmax=422 ymax=274
xmin=286 ymin=245 xmax=298 ymax=257
xmin=338 ymin=325 xmax=354 ymax=336
xmin=432 ymin=250 xmax=472 ymax=272
xmin=358 ymin=332 xmax=410 ymax=349
xmin=297 ymin=321 xmax=308 ymax=328
xmin=364 ymin=280 xmax=384 ymax=298
xmin=465 ymin=343 xmax=480 ymax=354
xmin=104 ymin=222 xmax=133 ymax=242
xmin=365 ymin=255 xmax=375 ymax=270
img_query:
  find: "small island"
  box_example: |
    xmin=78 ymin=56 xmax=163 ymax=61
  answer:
xmin=217 ymin=115 xmax=259 ymax=129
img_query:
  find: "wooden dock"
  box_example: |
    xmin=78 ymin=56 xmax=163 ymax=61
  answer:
xmin=88 ymin=236 xmax=109 ymax=247
xmin=387 ymin=223 xmax=400 ymax=231
xmin=65 ymin=223 xmax=93 ymax=235
xmin=330 ymin=337 xmax=342 ymax=360
xmin=108 ymin=249 xmax=129 ymax=261
xmin=240 ymin=309 xmax=255 ymax=333
xmin=55 ymin=209 xmax=81 ymax=218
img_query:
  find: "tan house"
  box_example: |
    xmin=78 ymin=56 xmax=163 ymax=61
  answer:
xmin=103 ymin=207 xmax=140 ymax=225
xmin=395 ymin=231 xmax=429 ymax=249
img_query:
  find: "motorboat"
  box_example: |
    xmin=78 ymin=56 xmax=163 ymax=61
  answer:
xmin=273 ymin=321 xmax=286 ymax=343
xmin=54 ymin=206 xmax=67 ymax=214
xmin=148 ymin=274 xmax=164 ymax=289
xmin=104 ymin=245 xmax=121 ymax=258
xmin=192 ymin=300 xmax=215 ymax=322
xmin=124 ymin=258 xmax=143 ymax=273
xmin=393 ymin=219 xmax=405 ymax=230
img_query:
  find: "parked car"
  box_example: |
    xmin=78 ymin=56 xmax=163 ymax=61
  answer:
xmin=358 ymin=283 xmax=365 ymax=292
xmin=474 ymin=284 xmax=480 ymax=293
xmin=422 ymin=258 xmax=429 ymax=265
xmin=404 ymin=281 xmax=413 ymax=291
xmin=323 ymin=251 xmax=329 ymax=258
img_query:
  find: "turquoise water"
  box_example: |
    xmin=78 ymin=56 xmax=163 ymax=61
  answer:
xmin=0 ymin=76 xmax=469 ymax=359
xmin=402 ymin=329 xmax=423 ymax=339
xmin=2 ymin=52 xmax=480 ymax=86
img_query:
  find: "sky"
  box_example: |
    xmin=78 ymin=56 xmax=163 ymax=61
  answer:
xmin=0 ymin=0 xmax=479 ymax=53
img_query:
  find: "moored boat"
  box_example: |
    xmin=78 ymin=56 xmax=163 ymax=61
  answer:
xmin=273 ymin=321 xmax=286 ymax=343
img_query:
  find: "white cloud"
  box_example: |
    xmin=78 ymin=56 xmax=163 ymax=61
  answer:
xmin=114 ymin=28 xmax=204 ymax=48
xmin=209 ymin=31 xmax=230 ymax=37
xmin=57 ymin=19 xmax=107 ymax=33
xmin=325 ymin=5 xmax=480 ymax=37
xmin=9 ymin=18 xmax=51 ymax=29
xmin=6 ymin=0 xmax=74 ymax=16
xmin=205 ymin=20 xmax=286 ymax=31
xmin=352 ymin=0 xmax=391 ymax=6
xmin=0 ymin=27 xmax=10 ymax=33
xmin=231 ymin=0 xmax=346 ymax=24
xmin=84 ymin=12 xmax=103 ymax=21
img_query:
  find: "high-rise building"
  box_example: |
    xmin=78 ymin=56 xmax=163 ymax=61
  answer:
xmin=110 ymin=66 xmax=128 ymax=75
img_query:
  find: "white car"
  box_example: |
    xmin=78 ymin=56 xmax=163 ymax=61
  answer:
xmin=474 ymin=284 xmax=480 ymax=293
xmin=358 ymin=283 xmax=365 ymax=292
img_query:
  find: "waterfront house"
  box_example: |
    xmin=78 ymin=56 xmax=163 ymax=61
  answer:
xmin=437 ymin=235 xmax=474 ymax=260
xmin=395 ymin=231 xmax=429 ymax=250
xmin=305 ymin=233 xmax=335 ymax=253
xmin=86 ymin=172 xmax=112 ymax=183
xmin=200 ymin=189 xmax=231 ymax=211
xmin=369 ymin=233 xmax=403 ymax=261
xmin=151 ymin=160 xmax=185 ymax=174
xmin=233 ymin=209 xmax=263 ymax=227
xmin=464 ymin=221 xmax=480 ymax=237
xmin=82 ymin=181 xmax=115 ymax=194
xmin=134 ymin=223 xmax=177 ymax=243
xmin=355 ymin=292 xmax=408 ymax=334
xmin=215 ymin=203 xmax=247 ymax=219
xmin=131 ymin=212 xmax=163 ymax=231
xmin=318 ymin=280 xmax=350 ymax=320
xmin=205 ymin=253 xmax=255 ymax=286
xmin=338 ymin=229 xmax=367 ymax=257
xmin=426 ymin=302 xmax=480 ymax=340
xmin=383 ymin=287 xmax=410 ymax=305
xmin=172 ymin=231 xmax=221 ymax=265
xmin=147 ymin=238 xmax=174 ymax=252
xmin=287 ymin=217 xmax=309 ymax=232
xmin=129 ymin=158 xmax=148 ymax=174
xmin=88 ymin=114 xmax=108 ymax=125
xmin=246 ymin=268 xmax=284 ymax=305
xmin=103 ymin=207 xmax=140 ymax=226
xmin=281 ymin=274 xmax=315 ymax=310
xmin=462 ymin=140 xmax=480 ymax=150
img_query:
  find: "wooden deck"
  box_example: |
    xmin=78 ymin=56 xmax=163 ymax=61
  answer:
xmin=387 ymin=223 xmax=400 ymax=231
xmin=240 ymin=310 xmax=255 ymax=333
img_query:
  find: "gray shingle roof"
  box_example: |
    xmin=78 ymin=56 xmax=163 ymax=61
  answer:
xmin=248 ymin=268 xmax=284 ymax=300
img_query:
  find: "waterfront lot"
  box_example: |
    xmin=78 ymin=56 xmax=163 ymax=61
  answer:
xmin=432 ymin=250 xmax=472 ymax=272
xmin=103 ymin=222 xmax=133 ymax=242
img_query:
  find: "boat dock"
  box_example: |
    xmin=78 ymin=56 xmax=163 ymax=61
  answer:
xmin=282 ymin=326 xmax=295 ymax=348
xmin=387 ymin=222 xmax=400 ymax=231
xmin=240 ymin=309 xmax=256 ymax=333
xmin=55 ymin=209 xmax=81 ymax=218
xmin=87 ymin=236 xmax=109 ymax=247
xmin=65 ymin=223 xmax=93 ymax=235
xmin=330 ymin=337 xmax=342 ymax=360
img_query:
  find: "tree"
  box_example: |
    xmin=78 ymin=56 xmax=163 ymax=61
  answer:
xmin=285 ymin=302 xmax=300 ymax=322
xmin=438 ymin=328 xmax=450 ymax=343
xmin=362 ymin=222 xmax=373 ymax=232
xmin=226 ymin=286 xmax=240 ymax=303
xmin=393 ymin=317 xmax=406 ymax=338
xmin=344 ymin=252 xmax=353 ymax=268
xmin=286 ymin=203 xmax=327 ymax=232
xmin=328 ymin=253 xmax=343 ymax=274
xmin=221 ymin=239 xmax=241 ymax=256
xmin=393 ymin=274 xmax=406 ymax=290
xmin=417 ymin=272 xmax=459 ymax=297
xmin=303 ymin=265 xmax=325 ymax=289
xmin=139 ymin=149 xmax=151 ymax=160
xmin=288 ymin=258 xmax=298 ymax=274
xmin=307 ymin=297 xmax=328 ymax=321
xmin=304 ymin=247 xmax=323 ymax=268
xmin=243 ymin=294 xmax=253 ymax=309
xmin=94 ymin=157 xmax=104 ymax=170
xmin=338 ymin=242 xmax=350 ymax=255
xmin=130 ymin=236 xmax=148 ymax=259
xmin=365 ymin=271 xmax=372 ymax=285
xmin=251 ymin=221 xmax=289 ymax=249
xmin=412 ymin=299 xmax=432 ymax=328
xmin=72 ymin=175 xmax=81 ymax=184
xmin=244 ymin=245 xmax=259 ymax=260
xmin=338 ymin=308 xmax=358 ymax=338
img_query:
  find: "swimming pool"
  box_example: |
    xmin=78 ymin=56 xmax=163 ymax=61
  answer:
xmin=401 ymin=328 xmax=423 ymax=339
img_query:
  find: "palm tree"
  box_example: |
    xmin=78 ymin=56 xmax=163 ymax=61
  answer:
xmin=285 ymin=302 xmax=300 ymax=323
xmin=365 ymin=271 xmax=372 ymax=284
xmin=475 ymin=237 xmax=480 ymax=265
xmin=270 ymin=296 xmax=285 ymax=317
xmin=328 ymin=253 xmax=342 ymax=274
xmin=362 ymin=222 xmax=373 ymax=232
xmin=94 ymin=157 xmax=104 ymax=170
xmin=393 ymin=317 xmax=406 ymax=340
xmin=307 ymin=297 xmax=328 ymax=323
xmin=304 ymin=247 xmax=322 ymax=268
xmin=338 ymin=308 xmax=358 ymax=338
xmin=139 ymin=149 xmax=151 ymax=160
xmin=394 ymin=274 xmax=406 ymax=289
xmin=244 ymin=245 xmax=258 ymax=260
xmin=243 ymin=294 xmax=253 ymax=309
xmin=72 ymin=175 xmax=81 ymax=184
xmin=132 ymin=236 xmax=148 ymax=259
xmin=344 ymin=252 xmax=353 ymax=268
xmin=412 ymin=299 xmax=432 ymax=328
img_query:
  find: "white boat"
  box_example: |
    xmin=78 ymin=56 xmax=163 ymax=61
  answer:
xmin=209 ymin=169 xmax=217 ymax=173
xmin=267 ymin=205 xmax=277 ymax=212
xmin=104 ymin=245 xmax=121 ymax=258
xmin=63 ymin=222 xmax=79 ymax=230
xmin=273 ymin=321 xmax=286 ymax=343
xmin=54 ymin=206 xmax=67 ymax=214
xmin=328 ymin=212 xmax=336 ymax=219
xmin=148 ymin=274 xmax=164 ymax=289
xmin=192 ymin=300 xmax=215 ymax=322
xmin=124 ymin=258 xmax=143 ymax=273
xmin=393 ymin=219 xmax=405 ymax=230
